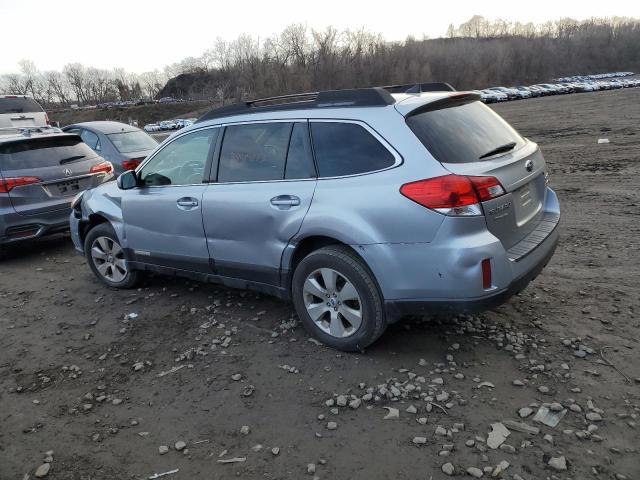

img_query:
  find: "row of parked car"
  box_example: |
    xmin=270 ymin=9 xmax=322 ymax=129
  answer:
xmin=143 ymin=118 xmax=195 ymax=132
xmin=474 ymin=71 xmax=638 ymax=103
xmin=53 ymin=97 xmax=189 ymax=114
xmin=554 ymin=71 xmax=635 ymax=82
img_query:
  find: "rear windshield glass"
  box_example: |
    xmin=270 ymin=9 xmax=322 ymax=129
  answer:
xmin=0 ymin=136 xmax=97 ymax=170
xmin=406 ymin=101 xmax=524 ymax=164
xmin=107 ymin=131 xmax=157 ymax=153
xmin=0 ymin=97 xmax=44 ymax=114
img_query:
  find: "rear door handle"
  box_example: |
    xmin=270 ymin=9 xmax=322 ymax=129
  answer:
xmin=177 ymin=197 xmax=199 ymax=209
xmin=270 ymin=195 xmax=301 ymax=208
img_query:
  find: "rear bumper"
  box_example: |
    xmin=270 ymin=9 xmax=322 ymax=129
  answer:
xmin=357 ymin=188 xmax=560 ymax=320
xmin=0 ymin=206 xmax=71 ymax=245
xmin=385 ymin=229 xmax=558 ymax=318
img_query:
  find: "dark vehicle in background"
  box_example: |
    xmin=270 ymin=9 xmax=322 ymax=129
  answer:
xmin=62 ymin=121 xmax=158 ymax=174
xmin=0 ymin=126 xmax=113 ymax=248
xmin=0 ymin=95 xmax=49 ymax=129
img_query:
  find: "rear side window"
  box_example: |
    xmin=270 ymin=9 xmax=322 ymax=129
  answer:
xmin=0 ymin=136 xmax=97 ymax=171
xmin=310 ymin=122 xmax=395 ymax=177
xmin=0 ymin=97 xmax=44 ymax=114
xmin=218 ymin=122 xmax=291 ymax=182
xmin=407 ymin=101 xmax=524 ymax=164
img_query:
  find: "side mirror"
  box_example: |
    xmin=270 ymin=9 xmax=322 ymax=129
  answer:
xmin=117 ymin=170 xmax=138 ymax=190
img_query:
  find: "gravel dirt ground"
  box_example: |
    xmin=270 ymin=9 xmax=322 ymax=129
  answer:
xmin=1 ymin=88 xmax=639 ymax=480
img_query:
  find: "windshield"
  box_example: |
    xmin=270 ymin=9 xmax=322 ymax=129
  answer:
xmin=107 ymin=130 xmax=158 ymax=153
xmin=0 ymin=97 xmax=44 ymax=114
xmin=406 ymin=100 xmax=524 ymax=164
xmin=0 ymin=136 xmax=97 ymax=170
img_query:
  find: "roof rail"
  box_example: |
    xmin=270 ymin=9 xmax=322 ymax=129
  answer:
xmin=196 ymin=87 xmax=396 ymax=123
xmin=382 ymin=82 xmax=456 ymax=93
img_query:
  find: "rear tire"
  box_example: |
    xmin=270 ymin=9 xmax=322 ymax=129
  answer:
xmin=292 ymin=245 xmax=386 ymax=351
xmin=84 ymin=223 xmax=140 ymax=289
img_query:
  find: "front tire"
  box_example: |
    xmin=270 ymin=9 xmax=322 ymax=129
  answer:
xmin=84 ymin=223 xmax=140 ymax=289
xmin=292 ymin=245 xmax=386 ymax=351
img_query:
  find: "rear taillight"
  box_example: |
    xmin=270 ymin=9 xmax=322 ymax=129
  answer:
xmin=467 ymin=176 xmax=505 ymax=202
xmin=400 ymin=174 xmax=505 ymax=216
xmin=0 ymin=176 xmax=41 ymax=193
xmin=90 ymin=161 xmax=114 ymax=175
xmin=45 ymin=112 xmax=51 ymax=126
xmin=121 ymin=158 xmax=143 ymax=171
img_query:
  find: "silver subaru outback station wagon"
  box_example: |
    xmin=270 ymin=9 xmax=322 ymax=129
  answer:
xmin=70 ymin=85 xmax=560 ymax=351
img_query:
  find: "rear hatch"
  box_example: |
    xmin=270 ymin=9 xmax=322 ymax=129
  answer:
xmin=0 ymin=96 xmax=47 ymax=128
xmin=0 ymin=134 xmax=111 ymax=215
xmin=404 ymin=95 xmax=547 ymax=249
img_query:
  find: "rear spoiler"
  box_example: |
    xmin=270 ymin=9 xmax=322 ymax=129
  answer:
xmin=404 ymin=92 xmax=481 ymax=118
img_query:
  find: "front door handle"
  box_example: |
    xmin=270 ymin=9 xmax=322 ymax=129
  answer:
xmin=177 ymin=197 xmax=199 ymax=209
xmin=270 ymin=195 xmax=301 ymax=208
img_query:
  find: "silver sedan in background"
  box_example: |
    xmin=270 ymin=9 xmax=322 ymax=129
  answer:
xmin=62 ymin=121 xmax=158 ymax=174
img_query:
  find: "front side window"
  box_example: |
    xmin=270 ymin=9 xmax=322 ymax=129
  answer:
xmin=217 ymin=122 xmax=291 ymax=182
xmin=310 ymin=122 xmax=395 ymax=177
xmin=139 ymin=128 xmax=217 ymax=186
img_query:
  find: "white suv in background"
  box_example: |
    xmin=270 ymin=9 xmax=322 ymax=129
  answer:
xmin=0 ymin=95 xmax=49 ymax=131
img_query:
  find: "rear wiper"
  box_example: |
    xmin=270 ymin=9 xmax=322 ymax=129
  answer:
xmin=59 ymin=155 xmax=86 ymax=164
xmin=479 ymin=142 xmax=517 ymax=160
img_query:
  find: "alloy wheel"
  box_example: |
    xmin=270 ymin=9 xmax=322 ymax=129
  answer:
xmin=90 ymin=236 xmax=128 ymax=283
xmin=302 ymin=267 xmax=363 ymax=338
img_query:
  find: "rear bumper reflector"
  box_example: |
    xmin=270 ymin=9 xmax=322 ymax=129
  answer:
xmin=482 ymin=258 xmax=492 ymax=289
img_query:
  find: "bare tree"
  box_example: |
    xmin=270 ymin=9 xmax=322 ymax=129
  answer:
xmin=4 ymin=16 xmax=640 ymax=107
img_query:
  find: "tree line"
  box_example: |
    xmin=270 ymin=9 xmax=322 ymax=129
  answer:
xmin=0 ymin=61 xmax=168 ymax=107
xmin=2 ymin=16 xmax=639 ymax=107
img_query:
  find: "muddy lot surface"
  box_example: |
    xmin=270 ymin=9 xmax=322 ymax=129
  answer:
xmin=1 ymin=89 xmax=639 ymax=480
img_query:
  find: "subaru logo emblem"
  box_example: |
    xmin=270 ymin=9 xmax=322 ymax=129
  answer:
xmin=525 ymin=159 xmax=534 ymax=172
xmin=64 ymin=168 xmax=72 ymax=177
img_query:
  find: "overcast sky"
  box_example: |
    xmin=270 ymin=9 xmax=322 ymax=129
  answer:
xmin=1 ymin=0 xmax=638 ymax=74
